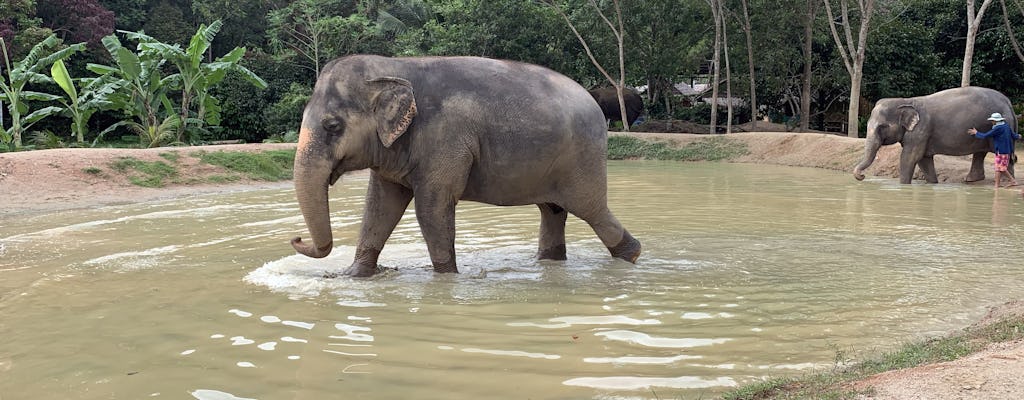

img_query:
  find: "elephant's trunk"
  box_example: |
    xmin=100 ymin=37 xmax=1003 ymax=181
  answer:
xmin=853 ymin=135 xmax=881 ymax=181
xmin=291 ymin=135 xmax=335 ymax=259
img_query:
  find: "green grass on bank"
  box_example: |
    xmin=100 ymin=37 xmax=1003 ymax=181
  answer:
xmin=109 ymin=157 xmax=179 ymax=188
xmin=607 ymin=134 xmax=749 ymax=161
xmin=102 ymin=136 xmax=747 ymax=188
xmin=719 ymin=312 xmax=1024 ymax=399
xmin=105 ymin=149 xmax=296 ymax=188
xmin=193 ymin=149 xmax=296 ymax=181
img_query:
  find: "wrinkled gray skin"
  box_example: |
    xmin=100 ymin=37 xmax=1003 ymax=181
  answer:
xmin=290 ymin=55 xmax=641 ymax=277
xmin=853 ymin=86 xmax=1016 ymax=184
xmin=589 ymin=87 xmax=644 ymax=126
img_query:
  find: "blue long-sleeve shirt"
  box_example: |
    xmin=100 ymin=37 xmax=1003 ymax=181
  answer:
xmin=973 ymin=122 xmax=1020 ymax=154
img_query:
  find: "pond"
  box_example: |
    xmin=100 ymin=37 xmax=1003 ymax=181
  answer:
xmin=2 ymin=161 xmax=1023 ymax=399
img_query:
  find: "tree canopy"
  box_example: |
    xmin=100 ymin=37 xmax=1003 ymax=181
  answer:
xmin=2 ymin=0 xmax=1024 ymax=147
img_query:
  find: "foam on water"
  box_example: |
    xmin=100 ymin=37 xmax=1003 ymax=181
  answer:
xmin=562 ymin=375 xmax=737 ymax=390
xmin=190 ymin=389 xmax=256 ymax=400
xmin=595 ymin=330 xmax=731 ymax=348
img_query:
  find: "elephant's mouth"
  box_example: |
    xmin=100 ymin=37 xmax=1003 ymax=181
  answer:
xmin=328 ymin=159 xmax=344 ymax=186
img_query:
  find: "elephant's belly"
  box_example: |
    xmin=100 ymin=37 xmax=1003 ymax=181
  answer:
xmin=460 ymin=181 xmax=552 ymax=206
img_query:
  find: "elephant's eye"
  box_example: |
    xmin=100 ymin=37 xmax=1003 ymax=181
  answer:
xmin=321 ymin=117 xmax=345 ymax=133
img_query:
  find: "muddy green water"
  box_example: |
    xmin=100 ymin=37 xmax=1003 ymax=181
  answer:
xmin=2 ymin=161 xmax=1023 ymax=400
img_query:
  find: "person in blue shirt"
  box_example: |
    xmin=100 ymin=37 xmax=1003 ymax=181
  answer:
xmin=968 ymin=112 xmax=1020 ymax=188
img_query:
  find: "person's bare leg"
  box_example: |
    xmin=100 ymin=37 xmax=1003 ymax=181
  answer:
xmin=1004 ymin=171 xmax=1018 ymax=187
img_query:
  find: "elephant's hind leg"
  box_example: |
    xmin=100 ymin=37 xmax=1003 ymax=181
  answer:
xmin=573 ymin=207 xmax=641 ymax=263
xmin=537 ymin=203 xmax=568 ymax=260
xmin=966 ymin=152 xmax=987 ymax=182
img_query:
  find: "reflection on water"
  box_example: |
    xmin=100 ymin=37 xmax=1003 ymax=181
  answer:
xmin=2 ymin=161 xmax=1024 ymax=399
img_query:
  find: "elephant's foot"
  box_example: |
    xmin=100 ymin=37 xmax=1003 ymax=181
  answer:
xmin=324 ymin=262 xmax=380 ymax=278
xmin=608 ymin=232 xmax=641 ymax=263
xmin=538 ymin=244 xmax=567 ymax=261
xmin=964 ymin=173 xmax=986 ymax=183
xmin=432 ymin=260 xmax=459 ymax=274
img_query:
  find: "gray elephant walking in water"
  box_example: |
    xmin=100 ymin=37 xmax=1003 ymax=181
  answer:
xmin=290 ymin=55 xmax=641 ymax=277
xmin=853 ymin=86 xmax=1016 ymax=184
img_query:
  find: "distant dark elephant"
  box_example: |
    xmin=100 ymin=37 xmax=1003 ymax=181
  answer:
xmin=589 ymin=87 xmax=644 ymax=127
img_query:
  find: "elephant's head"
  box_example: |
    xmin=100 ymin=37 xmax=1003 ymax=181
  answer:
xmin=290 ymin=67 xmax=418 ymax=258
xmin=853 ymin=101 xmax=919 ymax=181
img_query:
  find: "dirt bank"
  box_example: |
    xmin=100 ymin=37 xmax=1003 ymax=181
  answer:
xmin=1 ymin=132 xmax=1022 ymax=399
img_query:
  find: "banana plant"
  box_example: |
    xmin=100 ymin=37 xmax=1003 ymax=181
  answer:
xmin=50 ymin=59 xmax=123 ymax=145
xmin=0 ymin=35 xmax=84 ymax=150
xmin=87 ymin=34 xmax=174 ymax=147
xmin=134 ymin=20 xmax=267 ymax=144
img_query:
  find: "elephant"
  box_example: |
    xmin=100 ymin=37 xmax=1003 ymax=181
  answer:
xmin=589 ymin=87 xmax=644 ymax=127
xmin=853 ymin=86 xmax=1016 ymax=184
xmin=290 ymin=55 xmax=642 ymax=277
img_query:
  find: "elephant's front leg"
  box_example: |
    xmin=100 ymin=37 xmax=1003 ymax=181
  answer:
xmin=414 ymin=192 xmax=459 ymax=273
xmin=342 ymin=172 xmax=413 ymax=278
xmin=966 ymin=151 xmax=987 ymax=182
xmin=898 ymin=145 xmax=927 ymax=184
xmin=537 ymin=203 xmax=568 ymax=260
xmin=917 ymin=156 xmax=938 ymax=183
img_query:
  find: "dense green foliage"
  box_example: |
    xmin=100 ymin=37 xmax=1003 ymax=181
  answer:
xmin=3 ymin=0 xmax=1024 ymax=149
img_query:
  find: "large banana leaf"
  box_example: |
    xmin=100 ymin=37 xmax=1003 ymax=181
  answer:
xmin=232 ymin=65 xmax=268 ymax=89
xmin=14 ymin=35 xmax=60 ymax=71
xmin=86 ymin=63 xmax=120 ymax=75
xmin=115 ymin=47 xmax=142 ymax=81
xmin=188 ymin=20 xmax=223 ymax=70
xmin=31 ymin=43 xmax=85 ymax=74
xmin=22 ymin=106 xmax=63 ymax=127
xmin=51 ymin=59 xmax=78 ymax=100
xmin=21 ymin=91 xmax=62 ymax=102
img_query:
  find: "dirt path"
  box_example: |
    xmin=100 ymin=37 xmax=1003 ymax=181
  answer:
xmin=1 ymin=132 xmax=1022 ymax=399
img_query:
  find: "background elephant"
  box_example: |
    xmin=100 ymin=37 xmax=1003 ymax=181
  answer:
xmin=853 ymin=86 xmax=1016 ymax=184
xmin=290 ymin=55 xmax=641 ymax=277
xmin=589 ymin=86 xmax=644 ymax=127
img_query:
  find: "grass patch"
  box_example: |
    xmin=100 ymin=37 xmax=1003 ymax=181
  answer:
xmin=719 ymin=313 xmax=1024 ymax=399
xmin=607 ymin=135 xmax=748 ymax=161
xmin=159 ymin=151 xmax=180 ymax=163
xmin=109 ymin=157 xmax=178 ymax=188
xmin=194 ymin=149 xmax=296 ymax=181
xmin=206 ymin=174 xmax=243 ymax=184
xmin=83 ymin=167 xmax=103 ymax=175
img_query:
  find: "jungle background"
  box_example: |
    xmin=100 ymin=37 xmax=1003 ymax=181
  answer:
xmin=3 ymin=0 xmax=1024 ymax=149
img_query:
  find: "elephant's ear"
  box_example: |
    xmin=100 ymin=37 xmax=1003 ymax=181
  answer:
xmin=368 ymin=77 xmax=417 ymax=148
xmin=898 ymin=105 xmax=920 ymax=131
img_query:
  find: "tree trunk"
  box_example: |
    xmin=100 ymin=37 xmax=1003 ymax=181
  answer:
xmin=708 ymin=0 xmax=721 ymax=134
xmin=963 ymin=0 xmax=996 ymax=87
xmin=999 ymin=0 xmax=1024 ymax=63
xmin=848 ymin=67 xmax=862 ymax=138
xmin=801 ymin=0 xmax=816 ymax=133
xmin=614 ymin=0 xmax=629 ymax=131
xmin=741 ymin=0 xmax=757 ymax=129
xmin=822 ymin=0 xmax=876 ymax=138
xmin=722 ymin=0 xmax=733 ymax=134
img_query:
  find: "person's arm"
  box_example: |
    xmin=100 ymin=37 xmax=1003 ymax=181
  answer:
xmin=972 ymin=128 xmax=996 ymax=139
